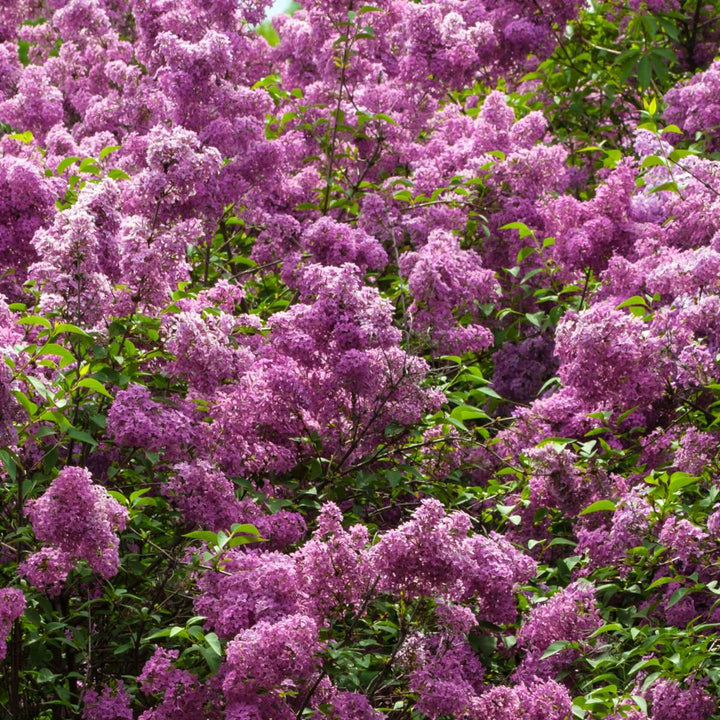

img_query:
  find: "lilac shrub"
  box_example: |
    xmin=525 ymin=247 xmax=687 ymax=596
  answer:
xmin=2 ymin=0 xmax=720 ymax=716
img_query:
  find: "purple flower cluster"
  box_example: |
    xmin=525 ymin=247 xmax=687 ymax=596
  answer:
xmin=665 ymin=59 xmax=720 ymax=150
xmin=647 ymin=678 xmax=716 ymax=720
xmin=515 ymin=580 xmax=601 ymax=681
xmin=182 ymin=499 xmax=539 ymax=717
xmin=0 ymin=587 xmax=25 ymax=661
xmin=82 ymin=682 xmax=134 ymax=720
xmin=110 ymin=263 xmax=443 ymax=476
xmin=400 ymin=230 xmax=499 ymax=354
xmin=20 ymin=467 xmax=128 ymax=592
xmin=0 ymin=152 xmax=60 ymax=297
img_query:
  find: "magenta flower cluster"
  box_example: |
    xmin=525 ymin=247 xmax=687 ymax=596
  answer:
xmin=20 ymin=467 xmax=128 ymax=593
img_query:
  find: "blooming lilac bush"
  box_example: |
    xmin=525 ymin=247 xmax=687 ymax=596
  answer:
xmin=2 ymin=0 xmax=720 ymax=718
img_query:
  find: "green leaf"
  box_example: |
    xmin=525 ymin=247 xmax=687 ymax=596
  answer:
xmin=648 ymin=181 xmax=678 ymax=194
xmin=37 ymin=343 xmax=76 ymax=368
xmin=637 ymin=57 xmax=652 ymax=90
xmin=99 ymin=145 xmax=121 ymax=160
xmin=537 ymin=436 xmax=575 ymax=448
xmin=476 ymin=386 xmax=503 ymax=400
xmin=548 ymin=537 xmax=578 ymax=548
xmin=143 ymin=628 xmax=171 ymax=641
xmin=525 ymin=311 xmax=545 ymax=328
xmin=0 ymin=449 xmax=18 ymax=480
xmin=56 ymin=157 xmax=81 ymax=174
xmin=107 ymin=490 xmax=128 ymax=507
xmin=226 ymin=535 xmax=268 ymax=548
xmin=632 ymin=696 xmax=648 ymax=715
xmin=53 ymin=323 xmax=90 ymax=336
xmin=450 ymin=404 xmax=489 ymax=421
xmin=617 ymin=52 xmax=639 ymax=83
xmin=541 ymin=640 xmax=572 ymax=659
xmin=668 ymin=148 xmax=693 ymax=162
xmin=67 ymin=428 xmax=98 ymax=447
xmin=372 ymin=112 xmax=396 ymax=125
xmin=184 ymin=531 xmax=218 ymax=545
xmin=666 ymin=585 xmax=698 ymax=609
xmin=7 ymin=131 xmax=33 ymax=143
xmin=107 ymin=168 xmax=131 ymax=181
xmin=500 ymin=221 xmax=534 ymax=239
xmin=205 ymin=632 xmax=222 ymax=656
xmin=579 ymin=499 xmax=616 ymax=515
xmin=640 ymin=156 xmax=666 ymax=168
xmin=12 ymin=390 xmax=38 ymax=416
xmin=647 ymin=576 xmax=678 ymax=591
xmin=130 ymin=488 xmax=151 ymax=504
xmin=667 ymin=472 xmax=698 ymax=495
xmin=602 ymin=148 xmax=623 ymax=167
xmin=589 ymin=623 xmax=624 ymax=637
xmin=78 ymin=157 xmax=101 ymax=174
xmin=16 ymin=315 xmax=51 ymax=329
xmin=445 ymin=416 xmax=469 ymax=433
xmin=76 ymin=377 xmax=114 ymax=399
xmin=517 ymin=246 xmax=536 ymax=263
xmin=18 ymin=40 xmax=30 ymax=66
xmin=27 ymin=375 xmax=51 ymax=399
xmin=229 ymin=523 xmax=262 ymax=536
xmin=617 ymin=295 xmax=648 ymax=310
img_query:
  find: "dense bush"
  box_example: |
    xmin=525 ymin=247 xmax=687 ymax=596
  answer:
xmin=2 ymin=0 xmax=720 ymax=718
